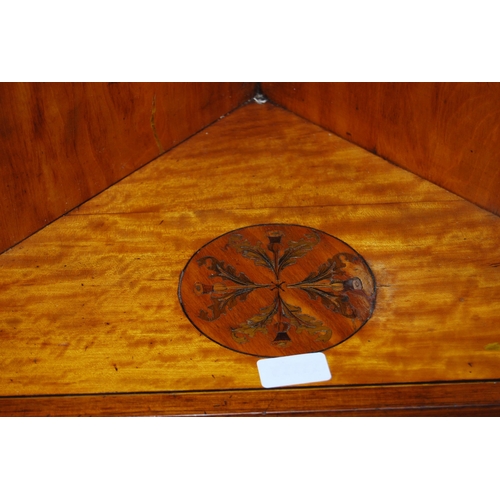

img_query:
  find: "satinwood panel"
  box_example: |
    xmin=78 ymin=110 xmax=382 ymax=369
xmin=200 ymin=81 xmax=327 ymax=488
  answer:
xmin=1 ymin=102 xmax=500 ymax=415
xmin=262 ymin=83 xmax=500 ymax=216
xmin=0 ymin=82 xmax=254 ymax=254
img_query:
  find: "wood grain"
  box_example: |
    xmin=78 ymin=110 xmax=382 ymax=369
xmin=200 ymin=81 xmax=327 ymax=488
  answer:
xmin=2 ymin=382 xmax=500 ymax=416
xmin=1 ymin=102 xmax=500 ymax=415
xmin=262 ymin=83 xmax=500 ymax=216
xmin=0 ymin=82 xmax=254 ymax=254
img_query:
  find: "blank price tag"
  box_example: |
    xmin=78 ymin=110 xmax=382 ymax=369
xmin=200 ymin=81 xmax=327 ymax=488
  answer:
xmin=257 ymin=352 xmax=332 ymax=388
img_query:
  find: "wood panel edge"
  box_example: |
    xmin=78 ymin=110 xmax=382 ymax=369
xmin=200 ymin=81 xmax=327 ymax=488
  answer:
xmin=1 ymin=381 xmax=499 ymax=416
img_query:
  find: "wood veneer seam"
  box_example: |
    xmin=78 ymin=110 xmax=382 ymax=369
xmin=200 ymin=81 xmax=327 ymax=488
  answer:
xmin=0 ymin=379 xmax=498 ymax=401
xmin=150 ymin=94 xmax=165 ymax=154
xmin=65 ymin=199 xmax=467 ymax=218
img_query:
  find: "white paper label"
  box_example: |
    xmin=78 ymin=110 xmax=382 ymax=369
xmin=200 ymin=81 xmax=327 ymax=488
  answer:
xmin=257 ymin=352 xmax=332 ymax=388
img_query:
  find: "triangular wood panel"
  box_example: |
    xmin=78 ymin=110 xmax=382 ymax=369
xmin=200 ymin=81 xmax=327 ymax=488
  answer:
xmin=1 ymin=102 xmax=500 ymax=415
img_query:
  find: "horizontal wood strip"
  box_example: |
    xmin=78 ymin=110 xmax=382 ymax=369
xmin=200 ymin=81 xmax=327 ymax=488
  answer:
xmin=1 ymin=381 xmax=500 ymax=416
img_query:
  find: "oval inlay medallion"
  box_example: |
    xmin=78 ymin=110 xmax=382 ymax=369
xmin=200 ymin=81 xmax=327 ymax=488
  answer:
xmin=178 ymin=224 xmax=376 ymax=357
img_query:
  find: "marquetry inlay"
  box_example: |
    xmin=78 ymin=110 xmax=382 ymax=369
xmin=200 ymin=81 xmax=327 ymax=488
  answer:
xmin=178 ymin=224 xmax=376 ymax=357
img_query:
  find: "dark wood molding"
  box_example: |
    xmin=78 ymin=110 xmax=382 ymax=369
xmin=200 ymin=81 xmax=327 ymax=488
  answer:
xmin=1 ymin=381 xmax=499 ymax=416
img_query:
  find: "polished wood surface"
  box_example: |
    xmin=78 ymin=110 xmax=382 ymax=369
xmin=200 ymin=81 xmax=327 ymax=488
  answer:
xmin=262 ymin=83 xmax=500 ymax=216
xmin=0 ymin=82 xmax=254 ymax=254
xmin=1 ymin=102 xmax=500 ymax=415
xmin=2 ymin=383 xmax=500 ymax=417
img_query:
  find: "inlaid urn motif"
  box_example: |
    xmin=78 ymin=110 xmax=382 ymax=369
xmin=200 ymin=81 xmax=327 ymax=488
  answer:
xmin=178 ymin=224 xmax=376 ymax=357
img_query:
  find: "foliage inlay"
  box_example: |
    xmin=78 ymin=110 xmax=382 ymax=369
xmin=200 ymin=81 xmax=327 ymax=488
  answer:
xmin=179 ymin=224 xmax=376 ymax=357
